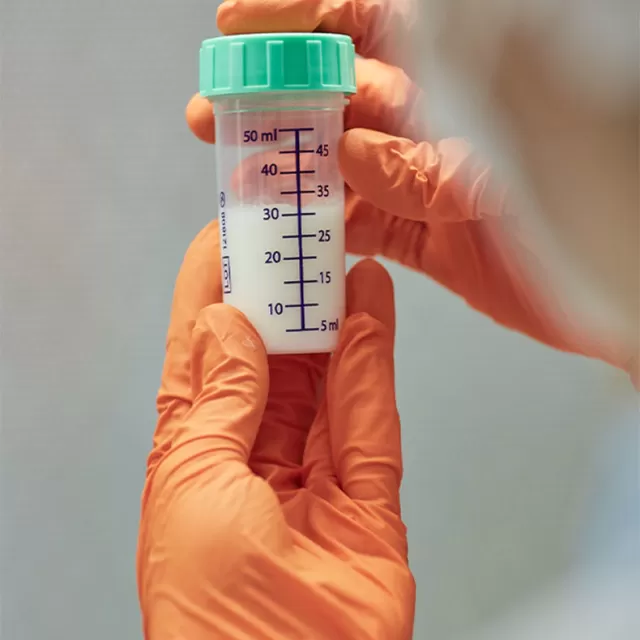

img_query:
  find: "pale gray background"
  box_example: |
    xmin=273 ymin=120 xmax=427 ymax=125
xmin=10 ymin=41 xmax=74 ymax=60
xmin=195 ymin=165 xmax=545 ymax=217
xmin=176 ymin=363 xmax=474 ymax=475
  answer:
xmin=0 ymin=1 xmax=631 ymax=639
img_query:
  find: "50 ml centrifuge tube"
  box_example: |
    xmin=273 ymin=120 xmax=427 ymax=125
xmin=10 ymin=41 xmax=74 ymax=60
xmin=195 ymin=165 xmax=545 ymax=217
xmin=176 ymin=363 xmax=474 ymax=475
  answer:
xmin=199 ymin=33 xmax=356 ymax=354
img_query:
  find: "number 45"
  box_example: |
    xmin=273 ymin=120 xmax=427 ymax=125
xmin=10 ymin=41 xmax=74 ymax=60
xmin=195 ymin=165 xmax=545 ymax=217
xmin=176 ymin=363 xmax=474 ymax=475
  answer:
xmin=316 ymin=144 xmax=329 ymax=157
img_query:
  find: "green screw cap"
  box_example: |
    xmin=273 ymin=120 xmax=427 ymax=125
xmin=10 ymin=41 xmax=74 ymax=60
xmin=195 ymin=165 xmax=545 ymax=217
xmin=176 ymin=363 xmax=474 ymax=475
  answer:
xmin=200 ymin=32 xmax=356 ymax=99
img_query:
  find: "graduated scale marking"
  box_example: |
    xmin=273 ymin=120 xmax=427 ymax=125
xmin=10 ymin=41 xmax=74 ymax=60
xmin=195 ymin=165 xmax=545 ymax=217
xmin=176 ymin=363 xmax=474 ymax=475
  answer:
xmin=278 ymin=127 xmax=320 ymax=333
xmin=258 ymin=127 xmax=339 ymax=333
xmin=232 ymin=125 xmax=341 ymax=338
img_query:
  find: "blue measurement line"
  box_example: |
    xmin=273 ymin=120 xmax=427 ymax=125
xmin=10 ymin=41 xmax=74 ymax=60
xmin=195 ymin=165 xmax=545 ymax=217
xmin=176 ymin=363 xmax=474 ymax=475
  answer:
xmin=276 ymin=126 xmax=321 ymax=332
xmin=282 ymin=233 xmax=316 ymax=239
xmin=292 ymin=129 xmax=308 ymax=330
xmin=286 ymin=302 xmax=319 ymax=308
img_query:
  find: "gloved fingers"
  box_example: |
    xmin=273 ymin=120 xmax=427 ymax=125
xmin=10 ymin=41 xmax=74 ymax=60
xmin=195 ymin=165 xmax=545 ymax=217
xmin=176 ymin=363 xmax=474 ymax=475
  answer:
xmin=339 ymin=129 xmax=507 ymax=224
xmin=301 ymin=398 xmax=338 ymax=494
xmin=250 ymin=353 xmax=329 ymax=492
xmin=169 ymin=303 xmax=269 ymax=466
xmin=327 ymin=259 xmax=403 ymax=515
xmin=186 ymin=93 xmax=215 ymax=144
xmin=344 ymin=189 xmax=426 ymax=270
xmin=344 ymin=257 xmax=396 ymax=333
xmin=345 ymin=183 xmax=573 ymax=358
xmin=217 ymin=0 xmax=417 ymax=70
xmin=344 ymin=189 xmax=500 ymax=306
xmin=345 ymin=58 xmax=425 ymax=142
xmin=152 ymin=221 xmax=222 ymax=462
xmin=340 ymin=130 xmax=510 ymax=297
xmin=303 ymin=258 xmax=395 ymax=494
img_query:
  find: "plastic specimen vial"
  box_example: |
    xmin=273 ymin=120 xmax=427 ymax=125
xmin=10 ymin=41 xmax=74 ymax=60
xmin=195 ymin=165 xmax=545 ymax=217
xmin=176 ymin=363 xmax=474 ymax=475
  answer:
xmin=199 ymin=33 xmax=356 ymax=354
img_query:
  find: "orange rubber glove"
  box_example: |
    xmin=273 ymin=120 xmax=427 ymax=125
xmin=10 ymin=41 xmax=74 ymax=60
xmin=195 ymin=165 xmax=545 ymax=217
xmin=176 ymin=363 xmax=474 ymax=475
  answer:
xmin=186 ymin=0 xmax=631 ymax=373
xmin=137 ymin=220 xmax=415 ymax=639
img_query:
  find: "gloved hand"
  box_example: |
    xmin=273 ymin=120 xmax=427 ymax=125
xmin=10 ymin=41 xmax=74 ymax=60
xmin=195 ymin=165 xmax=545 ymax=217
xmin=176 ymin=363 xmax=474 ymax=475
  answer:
xmin=137 ymin=219 xmax=415 ymax=639
xmin=186 ymin=0 xmax=630 ymax=372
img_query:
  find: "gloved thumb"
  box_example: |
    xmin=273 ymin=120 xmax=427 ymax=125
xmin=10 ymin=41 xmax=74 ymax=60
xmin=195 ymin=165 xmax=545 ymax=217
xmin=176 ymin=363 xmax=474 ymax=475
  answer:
xmin=327 ymin=259 xmax=402 ymax=515
xmin=172 ymin=304 xmax=269 ymax=466
xmin=339 ymin=128 xmax=506 ymax=224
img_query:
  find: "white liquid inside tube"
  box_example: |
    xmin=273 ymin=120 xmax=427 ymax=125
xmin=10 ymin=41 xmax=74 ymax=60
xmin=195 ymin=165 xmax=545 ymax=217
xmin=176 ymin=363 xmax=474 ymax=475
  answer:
xmin=219 ymin=203 xmax=345 ymax=354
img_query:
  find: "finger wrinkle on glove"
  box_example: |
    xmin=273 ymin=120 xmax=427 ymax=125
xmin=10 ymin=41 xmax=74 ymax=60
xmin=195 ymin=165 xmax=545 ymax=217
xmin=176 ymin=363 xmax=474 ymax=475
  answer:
xmin=166 ymin=305 xmax=269 ymax=465
xmin=341 ymin=131 xmax=500 ymax=224
xmin=189 ymin=307 xmax=267 ymax=398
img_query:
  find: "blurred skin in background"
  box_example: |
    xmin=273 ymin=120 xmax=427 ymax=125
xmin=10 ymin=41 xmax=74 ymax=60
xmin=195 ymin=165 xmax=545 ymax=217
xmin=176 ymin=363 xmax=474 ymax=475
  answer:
xmin=414 ymin=5 xmax=639 ymax=636
xmin=414 ymin=0 xmax=638 ymax=369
